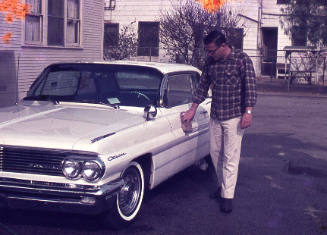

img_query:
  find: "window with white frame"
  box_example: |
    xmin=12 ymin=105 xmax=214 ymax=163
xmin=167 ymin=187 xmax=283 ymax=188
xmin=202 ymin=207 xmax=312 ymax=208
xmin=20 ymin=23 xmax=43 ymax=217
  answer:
xmin=67 ymin=0 xmax=80 ymax=44
xmin=104 ymin=0 xmax=116 ymax=10
xmin=25 ymin=0 xmax=43 ymax=43
xmin=25 ymin=0 xmax=80 ymax=46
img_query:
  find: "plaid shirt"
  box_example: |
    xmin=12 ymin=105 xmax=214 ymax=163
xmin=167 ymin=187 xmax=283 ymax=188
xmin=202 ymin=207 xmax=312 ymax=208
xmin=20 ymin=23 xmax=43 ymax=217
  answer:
xmin=193 ymin=48 xmax=257 ymax=121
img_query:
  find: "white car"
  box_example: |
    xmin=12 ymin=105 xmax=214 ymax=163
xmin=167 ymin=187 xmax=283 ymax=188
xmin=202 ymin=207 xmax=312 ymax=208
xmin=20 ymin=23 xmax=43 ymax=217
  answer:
xmin=0 ymin=60 xmax=211 ymax=228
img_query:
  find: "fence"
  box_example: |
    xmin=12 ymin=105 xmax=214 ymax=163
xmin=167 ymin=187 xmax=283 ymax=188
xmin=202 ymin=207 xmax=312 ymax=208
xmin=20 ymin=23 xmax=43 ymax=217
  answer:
xmin=258 ymin=47 xmax=327 ymax=93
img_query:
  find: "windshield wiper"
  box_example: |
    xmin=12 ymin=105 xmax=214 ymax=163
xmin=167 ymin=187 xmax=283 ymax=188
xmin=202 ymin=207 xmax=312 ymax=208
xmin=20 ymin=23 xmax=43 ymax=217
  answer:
xmin=23 ymin=95 xmax=58 ymax=105
xmin=24 ymin=95 xmax=49 ymax=101
xmin=97 ymin=101 xmax=120 ymax=109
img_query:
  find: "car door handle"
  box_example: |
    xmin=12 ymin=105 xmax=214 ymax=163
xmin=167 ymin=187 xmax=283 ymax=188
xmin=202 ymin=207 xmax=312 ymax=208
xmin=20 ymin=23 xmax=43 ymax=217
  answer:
xmin=200 ymin=111 xmax=208 ymax=114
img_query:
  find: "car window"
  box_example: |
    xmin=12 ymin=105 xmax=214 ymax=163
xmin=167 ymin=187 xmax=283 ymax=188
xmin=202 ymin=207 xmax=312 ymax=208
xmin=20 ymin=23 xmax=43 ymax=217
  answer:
xmin=25 ymin=64 xmax=163 ymax=107
xmin=190 ymin=72 xmax=199 ymax=92
xmin=74 ymin=72 xmax=97 ymax=101
xmin=164 ymin=73 xmax=193 ymax=107
xmin=115 ymin=71 xmax=161 ymax=90
xmin=37 ymin=71 xmax=80 ymax=96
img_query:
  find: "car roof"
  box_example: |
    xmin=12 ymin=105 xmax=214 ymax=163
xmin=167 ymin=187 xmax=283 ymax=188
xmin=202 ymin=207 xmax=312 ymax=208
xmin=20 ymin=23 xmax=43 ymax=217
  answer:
xmin=89 ymin=60 xmax=202 ymax=74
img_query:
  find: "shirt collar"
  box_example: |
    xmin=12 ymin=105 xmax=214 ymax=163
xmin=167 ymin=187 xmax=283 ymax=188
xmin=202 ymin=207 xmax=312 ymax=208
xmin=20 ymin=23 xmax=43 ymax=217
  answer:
xmin=225 ymin=47 xmax=235 ymax=61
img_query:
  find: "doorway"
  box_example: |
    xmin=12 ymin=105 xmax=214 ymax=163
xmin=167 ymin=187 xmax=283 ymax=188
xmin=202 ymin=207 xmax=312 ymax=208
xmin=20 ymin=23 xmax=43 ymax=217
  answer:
xmin=0 ymin=51 xmax=17 ymax=107
xmin=261 ymin=27 xmax=278 ymax=77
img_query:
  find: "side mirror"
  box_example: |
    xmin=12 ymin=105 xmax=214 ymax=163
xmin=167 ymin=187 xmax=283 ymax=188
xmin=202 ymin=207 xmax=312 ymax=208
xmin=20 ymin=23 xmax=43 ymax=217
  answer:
xmin=144 ymin=105 xmax=157 ymax=121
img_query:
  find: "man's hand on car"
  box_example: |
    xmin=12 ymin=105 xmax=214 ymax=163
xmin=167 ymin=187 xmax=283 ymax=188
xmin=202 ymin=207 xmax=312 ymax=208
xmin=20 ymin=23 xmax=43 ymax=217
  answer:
xmin=181 ymin=103 xmax=198 ymax=124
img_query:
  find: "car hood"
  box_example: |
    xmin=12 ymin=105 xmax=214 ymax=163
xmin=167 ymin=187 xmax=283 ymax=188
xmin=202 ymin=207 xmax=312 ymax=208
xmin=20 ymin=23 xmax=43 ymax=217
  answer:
xmin=0 ymin=101 xmax=145 ymax=150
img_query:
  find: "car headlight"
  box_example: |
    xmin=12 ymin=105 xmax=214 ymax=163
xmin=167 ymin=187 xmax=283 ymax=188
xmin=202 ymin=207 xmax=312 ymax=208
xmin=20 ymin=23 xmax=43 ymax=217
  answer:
xmin=82 ymin=160 xmax=104 ymax=182
xmin=62 ymin=159 xmax=82 ymax=180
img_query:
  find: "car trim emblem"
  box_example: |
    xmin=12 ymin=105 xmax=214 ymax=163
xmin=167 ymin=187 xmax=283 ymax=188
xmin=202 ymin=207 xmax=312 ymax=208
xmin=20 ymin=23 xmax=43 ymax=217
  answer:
xmin=91 ymin=132 xmax=116 ymax=143
xmin=107 ymin=153 xmax=126 ymax=161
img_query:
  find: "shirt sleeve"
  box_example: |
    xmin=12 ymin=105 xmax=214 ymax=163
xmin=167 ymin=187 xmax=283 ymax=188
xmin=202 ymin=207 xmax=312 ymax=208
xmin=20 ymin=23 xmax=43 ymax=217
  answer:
xmin=241 ymin=53 xmax=257 ymax=107
xmin=192 ymin=64 xmax=212 ymax=104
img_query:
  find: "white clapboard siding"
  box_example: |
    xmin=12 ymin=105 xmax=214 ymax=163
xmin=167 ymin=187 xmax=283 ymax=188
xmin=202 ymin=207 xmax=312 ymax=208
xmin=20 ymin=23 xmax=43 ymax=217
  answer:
xmin=0 ymin=0 xmax=104 ymax=105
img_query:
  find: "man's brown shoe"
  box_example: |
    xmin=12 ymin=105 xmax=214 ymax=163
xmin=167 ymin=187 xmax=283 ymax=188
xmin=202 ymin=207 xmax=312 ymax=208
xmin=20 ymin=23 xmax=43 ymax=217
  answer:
xmin=220 ymin=198 xmax=233 ymax=213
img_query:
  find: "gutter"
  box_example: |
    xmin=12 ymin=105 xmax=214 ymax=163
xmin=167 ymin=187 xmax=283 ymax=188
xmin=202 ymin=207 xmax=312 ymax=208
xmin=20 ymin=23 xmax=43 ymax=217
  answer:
xmin=238 ymin=14 xmax=259 ymax=23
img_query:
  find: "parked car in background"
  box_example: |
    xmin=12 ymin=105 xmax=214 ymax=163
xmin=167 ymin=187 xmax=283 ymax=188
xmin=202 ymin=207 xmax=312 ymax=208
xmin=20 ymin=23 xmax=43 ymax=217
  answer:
xmin=0 ymin=60 xmax=211 ymax=229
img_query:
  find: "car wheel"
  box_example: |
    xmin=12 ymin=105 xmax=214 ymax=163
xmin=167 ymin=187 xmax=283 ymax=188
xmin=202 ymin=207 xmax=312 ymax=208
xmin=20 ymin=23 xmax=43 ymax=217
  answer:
xmin=105 ymin=161 xmax=145 ymax=229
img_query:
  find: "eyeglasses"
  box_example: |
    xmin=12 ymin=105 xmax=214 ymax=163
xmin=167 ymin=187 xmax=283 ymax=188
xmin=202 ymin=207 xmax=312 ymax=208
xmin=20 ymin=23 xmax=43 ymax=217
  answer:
xmin=206 ymin=47 xmax=219 ymax=55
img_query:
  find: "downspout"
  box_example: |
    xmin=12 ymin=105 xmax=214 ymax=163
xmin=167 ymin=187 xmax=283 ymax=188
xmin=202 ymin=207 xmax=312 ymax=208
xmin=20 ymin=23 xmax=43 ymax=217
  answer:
xmin=16 ymin=54 xmax=20 ymax=104
xmin=257 ymin=0 xmax=263 ymax=77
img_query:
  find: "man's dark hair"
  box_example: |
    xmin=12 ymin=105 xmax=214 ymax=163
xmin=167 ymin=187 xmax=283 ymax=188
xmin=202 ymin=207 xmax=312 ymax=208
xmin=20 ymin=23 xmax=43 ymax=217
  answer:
xmin=204 ymin=30 xmax=226 ymax=47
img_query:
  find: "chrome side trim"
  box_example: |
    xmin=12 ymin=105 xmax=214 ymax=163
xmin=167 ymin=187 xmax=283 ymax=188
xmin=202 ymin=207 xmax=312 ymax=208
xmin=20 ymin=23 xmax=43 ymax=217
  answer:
xmin=151 ymin=127 xmax=209 ymax=156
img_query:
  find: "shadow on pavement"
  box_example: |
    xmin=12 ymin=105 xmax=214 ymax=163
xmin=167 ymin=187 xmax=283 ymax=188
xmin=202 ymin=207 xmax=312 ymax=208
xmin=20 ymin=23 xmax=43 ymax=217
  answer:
xmin=242 ymin=133 xmax=327 ymax=178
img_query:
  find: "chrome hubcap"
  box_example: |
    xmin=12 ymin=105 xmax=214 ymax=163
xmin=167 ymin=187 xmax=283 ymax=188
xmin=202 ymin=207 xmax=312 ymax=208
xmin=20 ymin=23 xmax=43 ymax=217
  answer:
xmin=118 ymin=167 xmax=142 ymax=216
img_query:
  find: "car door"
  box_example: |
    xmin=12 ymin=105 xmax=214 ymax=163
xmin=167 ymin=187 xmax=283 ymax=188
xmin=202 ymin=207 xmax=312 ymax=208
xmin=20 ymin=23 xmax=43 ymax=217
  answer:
xmin=159 ymin=72 xmax=211 ymax=173
xmin=189 ymin=72 xmax=211 ymax=161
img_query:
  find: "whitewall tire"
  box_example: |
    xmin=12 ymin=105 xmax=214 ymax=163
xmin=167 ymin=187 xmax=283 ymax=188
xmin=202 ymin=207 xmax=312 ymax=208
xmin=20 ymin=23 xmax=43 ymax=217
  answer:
xmin=105 ymin=161 xmax=145 ymax=229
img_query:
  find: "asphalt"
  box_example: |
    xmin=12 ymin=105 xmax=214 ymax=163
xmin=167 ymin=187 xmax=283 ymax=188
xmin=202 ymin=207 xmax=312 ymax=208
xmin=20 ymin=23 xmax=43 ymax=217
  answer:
xmin=256 ymin=77 xmax=327 ymax=179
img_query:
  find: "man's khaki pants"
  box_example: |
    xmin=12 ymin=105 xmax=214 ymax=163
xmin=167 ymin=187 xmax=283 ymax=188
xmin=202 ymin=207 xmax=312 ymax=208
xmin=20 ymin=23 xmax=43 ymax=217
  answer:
xmin=209 ymin=117 xmax=244 ymax=199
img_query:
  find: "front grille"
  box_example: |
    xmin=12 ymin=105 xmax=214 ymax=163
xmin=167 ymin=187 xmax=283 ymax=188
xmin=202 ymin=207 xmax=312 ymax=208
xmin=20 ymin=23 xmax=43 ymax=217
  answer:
xmin=0 ymin=146 xmax=96 ymax=176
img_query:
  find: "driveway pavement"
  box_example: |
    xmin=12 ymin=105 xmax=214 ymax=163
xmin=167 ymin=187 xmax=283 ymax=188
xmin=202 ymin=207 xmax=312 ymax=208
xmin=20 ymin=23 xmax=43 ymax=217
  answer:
xmin=237 ymin=91 xmax=327 ymax=235
xmin=256 ymin=77 xmax=327 ymax=178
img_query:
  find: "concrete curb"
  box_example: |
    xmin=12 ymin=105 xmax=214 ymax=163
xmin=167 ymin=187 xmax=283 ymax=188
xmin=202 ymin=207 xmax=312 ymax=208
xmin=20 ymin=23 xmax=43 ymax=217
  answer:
xmin=257 ymin=91 xmax=327 ymax=98
xmin=256 ymin=79 xmax=327 ymax=98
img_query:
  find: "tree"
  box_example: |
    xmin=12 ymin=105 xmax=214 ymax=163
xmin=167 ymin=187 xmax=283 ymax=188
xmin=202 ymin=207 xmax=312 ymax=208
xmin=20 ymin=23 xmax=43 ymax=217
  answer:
xmin=159 ymin=0 xmax=243 ymax=68
xmin=280 ymin=0 xmax=327 ymax=47
xmin=104 ymin=22 xmax=138 ymax=60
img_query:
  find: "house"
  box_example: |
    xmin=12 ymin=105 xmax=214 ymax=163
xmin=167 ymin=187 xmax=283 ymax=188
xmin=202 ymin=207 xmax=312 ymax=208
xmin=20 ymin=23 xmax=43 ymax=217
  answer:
xmin=103 ymin=0 xmax=298 ymax=77
xmin=0 ymin=0 xmax=104 ymax=107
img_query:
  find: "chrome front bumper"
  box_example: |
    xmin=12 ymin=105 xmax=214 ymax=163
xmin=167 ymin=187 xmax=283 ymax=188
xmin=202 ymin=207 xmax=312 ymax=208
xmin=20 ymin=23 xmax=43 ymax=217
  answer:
xmin=0 ymin=177 xmax=124 ymax=214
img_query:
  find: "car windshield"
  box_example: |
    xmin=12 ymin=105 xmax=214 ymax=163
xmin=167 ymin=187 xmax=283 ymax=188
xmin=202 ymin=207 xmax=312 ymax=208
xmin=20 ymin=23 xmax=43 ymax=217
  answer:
xmin=24 ymin=63 xmax=163 ymax=107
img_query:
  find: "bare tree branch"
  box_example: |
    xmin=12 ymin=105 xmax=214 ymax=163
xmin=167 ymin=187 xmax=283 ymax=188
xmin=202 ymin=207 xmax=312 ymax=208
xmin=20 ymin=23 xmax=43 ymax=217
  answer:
xmin=160 ymin=0 xmax=243 ymax=68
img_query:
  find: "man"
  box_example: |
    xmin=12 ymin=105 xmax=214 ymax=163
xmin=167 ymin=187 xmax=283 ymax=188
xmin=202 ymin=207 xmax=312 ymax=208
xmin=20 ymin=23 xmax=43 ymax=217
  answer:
xmin=181 ymin=30 xmax=257 ymax=213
